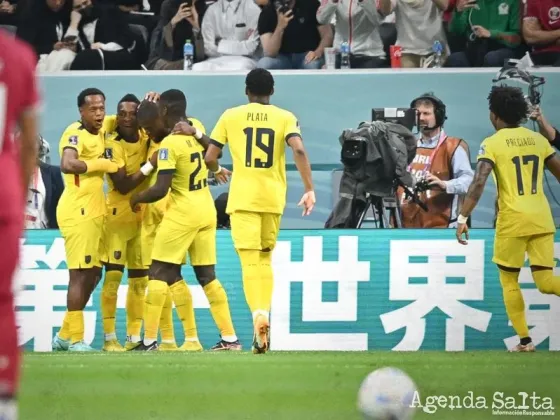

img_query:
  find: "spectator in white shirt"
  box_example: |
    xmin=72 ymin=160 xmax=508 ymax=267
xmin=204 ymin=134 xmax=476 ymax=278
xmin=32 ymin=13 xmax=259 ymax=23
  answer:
xmin=317 ymin=0 xmax=386 ymax=68
xmin=193 ymin=0 xmax=261 ymax=70
xmin=379 ymin=0 xmax=449 ymax=67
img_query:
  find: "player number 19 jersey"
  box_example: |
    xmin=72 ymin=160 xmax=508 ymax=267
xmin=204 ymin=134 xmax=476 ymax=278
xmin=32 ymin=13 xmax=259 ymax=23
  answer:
xmin=210 ymin=103 xmax=301 ymax=215
xmin=477 ymin=126 xmax=556 ymax=237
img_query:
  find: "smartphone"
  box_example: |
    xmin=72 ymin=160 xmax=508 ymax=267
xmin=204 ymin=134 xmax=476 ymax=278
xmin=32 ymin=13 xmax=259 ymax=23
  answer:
xmin=183 ymin=0 xmax=193 ymax=8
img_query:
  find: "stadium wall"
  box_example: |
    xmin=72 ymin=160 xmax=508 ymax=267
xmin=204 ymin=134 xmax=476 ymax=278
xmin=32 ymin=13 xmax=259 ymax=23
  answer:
xmin=39 ymin=70 xmax=560 ymax=229
xmin=17 ymin=228 xmax=560 ymax=352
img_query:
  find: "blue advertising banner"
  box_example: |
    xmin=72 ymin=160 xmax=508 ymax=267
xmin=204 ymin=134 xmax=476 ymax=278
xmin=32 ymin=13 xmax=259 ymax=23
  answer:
xmin=16 ymin=229 xmax=560 ymax=352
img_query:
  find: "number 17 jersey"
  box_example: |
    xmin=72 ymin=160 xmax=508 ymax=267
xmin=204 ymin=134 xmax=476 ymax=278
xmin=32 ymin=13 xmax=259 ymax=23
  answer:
xmin=478 ymin=126 xmax=556 ymax=237
xmin=210 ymin=103 xmax=301 ymax=215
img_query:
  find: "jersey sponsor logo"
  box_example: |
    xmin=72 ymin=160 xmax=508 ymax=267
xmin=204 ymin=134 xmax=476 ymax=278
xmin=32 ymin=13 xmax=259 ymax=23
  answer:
xmin=68 ymin=135 xmax=78 ymax=146
xmin=104 ymin=148 xmax=113 ymax=159
xmin=159 ymin=148 xmax=169 ymax=160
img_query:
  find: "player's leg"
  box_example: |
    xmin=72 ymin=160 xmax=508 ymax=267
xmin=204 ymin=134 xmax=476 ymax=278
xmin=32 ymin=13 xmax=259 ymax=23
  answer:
xmin=253 ymin=213 xmax=282 ymax=353
xmin=189 ymin=222 xmax=240 ymax=351
xmin=230 ymin=211 xmax=263 ymax=316
xmin=0 ymin=221 xmax=24 ymax=417
xmin=57 ymin=217 xmax=104 ymax=351
xmin=135 ymin=219 xmax=194 ymax=351
xmin=99 ymin=221 xmax=136 ymax=351
xmin=125 ymin=226 xmax=149 ymax=350
xmin=141 ymin=222 xmax=178 ymax=349
xmin=528 ymin=233 xmax=560 ymax=296
xmin=493 ymin=236 xmax=533 ymax=352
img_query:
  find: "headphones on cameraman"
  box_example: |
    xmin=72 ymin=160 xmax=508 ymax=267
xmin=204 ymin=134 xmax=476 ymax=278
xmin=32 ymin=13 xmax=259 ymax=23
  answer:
xmin=410 ymin=93 xmax=447 ymax=129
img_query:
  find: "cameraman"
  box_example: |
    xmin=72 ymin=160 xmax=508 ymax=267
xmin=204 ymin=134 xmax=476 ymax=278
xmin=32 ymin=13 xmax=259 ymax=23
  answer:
xmin=530 ymin=106 xmax=560 ymax=148
xmin=256 ymin=0 xmax=333 ymax=69
xmin=400 ymin=93 xmax=473 ymax=228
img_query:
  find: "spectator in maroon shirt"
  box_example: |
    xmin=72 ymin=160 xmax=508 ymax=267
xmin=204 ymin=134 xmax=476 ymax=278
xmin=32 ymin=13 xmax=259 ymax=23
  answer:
xmin=523 ymin=0 xmax=560 ymax=66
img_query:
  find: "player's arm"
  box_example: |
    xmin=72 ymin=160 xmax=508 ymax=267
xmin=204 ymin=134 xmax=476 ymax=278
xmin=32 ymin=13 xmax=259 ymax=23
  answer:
xmin=288 ymin=135 xmax=315 ymax=215
xmin=204 ymin=111 xmax=230 ymax=181
xmin=130 ymin=171 xmax=171 ymax=207
xmin=544 ymin=151 xmax=560 ymax=182
xmin=458 ymin=160 xmax=493 ymax=219
xmin=172 ymin=121 xmax=222 ymax=158
xmin=60 ymin=133 xmax=118 ymax=175
xmin=107 ymin=142 xmax=152 ymax=194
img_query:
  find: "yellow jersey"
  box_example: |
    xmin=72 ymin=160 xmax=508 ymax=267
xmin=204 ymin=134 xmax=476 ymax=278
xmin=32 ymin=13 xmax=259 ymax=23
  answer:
xmin=210 ymin=103 xmax=300 ymax=214
xmin=478 ymin=126 xmax=556 ymax=237
xmin=143 ymin=118 xmax=206 ymax=226
xmin=157 ymin=132 xmax=215 ymax=226
xmin=104 ymin=129 xmax=150 ymax=222
xmin=57 ymin=121 xmax=107 ymax=227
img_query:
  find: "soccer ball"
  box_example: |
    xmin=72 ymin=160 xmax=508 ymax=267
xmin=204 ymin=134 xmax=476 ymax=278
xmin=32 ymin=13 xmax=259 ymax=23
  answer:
xmin=357 ymin=367 xmax=418 ymax=420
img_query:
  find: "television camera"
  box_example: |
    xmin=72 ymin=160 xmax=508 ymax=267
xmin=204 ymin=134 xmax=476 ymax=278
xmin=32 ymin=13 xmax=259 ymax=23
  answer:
xmin=325 ymin=107 xmax=428 ymax=229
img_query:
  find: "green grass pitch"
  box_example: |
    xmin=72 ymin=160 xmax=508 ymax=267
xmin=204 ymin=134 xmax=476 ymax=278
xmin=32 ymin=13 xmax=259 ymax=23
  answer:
xmin=21 ymin=351 xmax=559 ymax=420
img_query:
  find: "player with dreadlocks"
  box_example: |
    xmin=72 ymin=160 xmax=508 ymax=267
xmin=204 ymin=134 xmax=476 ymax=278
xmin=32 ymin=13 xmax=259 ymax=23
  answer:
xmin=455 ymin=85 xmax=560 ymax=352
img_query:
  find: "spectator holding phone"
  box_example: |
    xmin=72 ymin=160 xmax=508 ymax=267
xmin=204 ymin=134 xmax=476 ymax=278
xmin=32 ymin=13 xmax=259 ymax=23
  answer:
xmin=16 ymin=0 xmax=73 ymax=65
xmin=445 ymin=0 xmax=521 ymax=67
xmin=256 ymin=0 xmax=333 ymax=69
xmin=523 ymin=0 xmax=560 ymax=67
xmin=146 ymin=0 xmax=207 ymax=70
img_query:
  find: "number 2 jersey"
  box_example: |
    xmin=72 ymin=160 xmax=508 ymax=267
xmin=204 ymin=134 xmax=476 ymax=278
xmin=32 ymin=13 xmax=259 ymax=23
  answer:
xmin=210 ymin=103 xmax=301 ymax=215
xmin=478 ymin=126 xmax=556 ymax=237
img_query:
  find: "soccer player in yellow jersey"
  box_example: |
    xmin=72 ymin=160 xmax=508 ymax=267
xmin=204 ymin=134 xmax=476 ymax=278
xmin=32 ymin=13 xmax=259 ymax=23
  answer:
xmin=456 ymin=86 xmax=560 ymax=352
xmin=204 ymin=69 xmax=315 ymax=354
xmin=132 ymin=90 xmax=241 ymax=351
xmin=99 ymin=94 xmax=157 ymax=351
xmin=52 ymin=88 xmax=119 ymax=352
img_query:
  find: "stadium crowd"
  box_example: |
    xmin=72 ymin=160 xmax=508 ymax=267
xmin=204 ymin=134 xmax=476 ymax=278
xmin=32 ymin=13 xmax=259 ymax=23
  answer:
xmin=0 ymin=0 xmax=558 ymax=71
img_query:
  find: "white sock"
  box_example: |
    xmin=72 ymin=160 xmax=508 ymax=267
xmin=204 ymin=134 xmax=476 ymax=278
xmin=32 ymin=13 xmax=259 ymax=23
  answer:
xmin=185 ymin=337 xmax=199 ymax=342
xmin=161 ymin=339 xmax=175 ymax=344
xmin=222 ymin=335 xmax=238 ymax=343
xmin=104 ymin=333 xmax=117 ymax=341
xmin=0 ymin=400 xmax=17 ymax=420
xmin=144 ymin=338 xmax=156 ymax=346
xmin=127 ymin=335 xmax=141 ymax=343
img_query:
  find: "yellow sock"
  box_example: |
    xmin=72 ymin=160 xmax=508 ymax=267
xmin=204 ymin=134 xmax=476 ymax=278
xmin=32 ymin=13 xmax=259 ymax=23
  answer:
xmin=170 ymin=280 xmax=198 ymax=340
xmin=204 ymin=280 xmax=236 ymax=340
xmin=159 ymin=289 xmax=176 ymax=343
xmin=58 ymin=311 xmax=71 ymax=341
xmin=532 ymin=269 xmax=560 ymax=296
xmin=126 ymin=276 xmax=148 ymax=341
xmin=239 ymin=249 xmax=261 ymax=316
xmin=67 ymin=310 xmax=85 ymax=344
xmin=144 ymin=280 xmax=168 ymax=342
xmin=499 ymin=269 xmax=529 ymax=339
xmin=101 ymin=270 xmax=123 ymax=339
xmin=260 ymin=251 xmax=274 ymax=314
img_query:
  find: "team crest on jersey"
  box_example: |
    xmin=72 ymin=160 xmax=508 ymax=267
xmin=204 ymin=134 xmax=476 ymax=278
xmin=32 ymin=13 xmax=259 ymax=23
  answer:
xmin=498 ymin=2 xmax=509 ymax=15
xmin=68 ymin=135 xmax=78 ymax=145
xmin=159 ymin=148 xmax=169 ymax=160
xmin=114 ymin=251 xmax=121 ymax=260
xmin=104 ymin=148 xmax=113 ymax=159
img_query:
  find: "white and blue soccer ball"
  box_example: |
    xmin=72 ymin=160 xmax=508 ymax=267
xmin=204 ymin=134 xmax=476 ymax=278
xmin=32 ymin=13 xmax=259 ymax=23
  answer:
xmin=357 ymin=367 xmax=418 ymax=420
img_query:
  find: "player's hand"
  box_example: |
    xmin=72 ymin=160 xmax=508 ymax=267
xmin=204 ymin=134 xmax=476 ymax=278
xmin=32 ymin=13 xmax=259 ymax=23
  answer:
xmin=214 ymin=167 xmax=231 ymax=184
xmin=144 ymin=91 xmax=160 ymax=103
xmin=456 ymin=223 xmax=469 ymax=245
xmin=130 ymin=194 xmax=141 ymax=213
xmin=172 ymin=121 xmax=196 ymax=136
xmin=298 ymin=190 xmax=316 ymax=216
xmin=425 ymin=173 xmax=446 ymax=191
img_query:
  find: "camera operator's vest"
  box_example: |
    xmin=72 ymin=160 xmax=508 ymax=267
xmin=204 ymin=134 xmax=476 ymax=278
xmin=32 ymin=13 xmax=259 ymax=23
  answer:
xmin=399 ymin=136 xmax=469 ymax=228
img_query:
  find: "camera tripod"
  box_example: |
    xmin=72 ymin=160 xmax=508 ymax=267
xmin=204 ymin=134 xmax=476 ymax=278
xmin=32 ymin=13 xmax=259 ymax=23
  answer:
xmin=355 ymin=193 xmax=403 ymax=229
